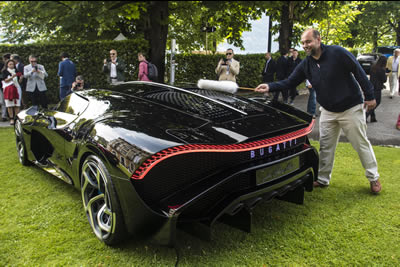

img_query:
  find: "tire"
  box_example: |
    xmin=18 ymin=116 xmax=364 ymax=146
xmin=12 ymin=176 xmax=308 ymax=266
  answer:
xmin=80 ymin=155 xmax=127 ymax=245
xmin=14 ymin=119 xmax=30 ymax=166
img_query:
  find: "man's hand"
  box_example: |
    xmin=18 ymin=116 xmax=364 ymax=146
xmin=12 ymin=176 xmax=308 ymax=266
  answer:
xmin=364 ymin=99 xmax=376 ymax=112
xmin=254 ymin=83 xmax=270 ymax=93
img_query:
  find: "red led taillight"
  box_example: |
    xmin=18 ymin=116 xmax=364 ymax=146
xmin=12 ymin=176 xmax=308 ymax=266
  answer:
xmin=131 ymin=120 xmax=315 ymax=180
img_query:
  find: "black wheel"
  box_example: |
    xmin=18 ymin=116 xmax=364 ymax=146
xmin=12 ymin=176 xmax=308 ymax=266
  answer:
xmin=81 ymin=155 xmax=127 ymax=245
xmin=15 ymin=119 xmax=30 ymax=166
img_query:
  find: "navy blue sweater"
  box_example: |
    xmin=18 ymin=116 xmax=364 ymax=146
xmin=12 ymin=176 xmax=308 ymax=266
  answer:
xmin=268 ymin=44 xmax=375 ymax=112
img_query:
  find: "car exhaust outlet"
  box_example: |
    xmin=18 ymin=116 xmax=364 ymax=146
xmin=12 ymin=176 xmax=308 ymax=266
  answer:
xmin=245 ymin=197 xmax=263 ymax=210
xmin=227 ymin=202 xmax=244 ymax=216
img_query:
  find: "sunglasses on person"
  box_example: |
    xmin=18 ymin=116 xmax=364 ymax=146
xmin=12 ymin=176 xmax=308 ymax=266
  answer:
xmin=226 ymin=53 xmax=232 ymax=55
xmin=110 ymin=53 xmax=116 ymax=55
xmin=30 ymin=60 xmax=37 ymax=63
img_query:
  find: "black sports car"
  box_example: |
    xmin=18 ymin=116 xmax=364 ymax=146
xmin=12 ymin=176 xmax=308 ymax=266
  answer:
xmin=357 ymin=53 xmax=381 ymax=74
xmin=15 ymin=81 xmax=319 ymax=246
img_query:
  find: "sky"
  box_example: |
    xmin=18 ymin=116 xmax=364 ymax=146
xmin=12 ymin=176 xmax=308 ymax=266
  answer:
xmin=217 ymin=14 xmax=280 ymax=54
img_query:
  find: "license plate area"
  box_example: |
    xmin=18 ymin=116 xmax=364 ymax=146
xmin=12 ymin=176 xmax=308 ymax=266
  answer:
xmin=256 ymin=157 xmax=300 ymax=185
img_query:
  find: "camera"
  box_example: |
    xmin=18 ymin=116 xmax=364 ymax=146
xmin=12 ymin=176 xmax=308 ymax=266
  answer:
xmin=221 ymin=58 xmax=227 ymax=65
xmin=76 ymin=83 xmax=82 ymax=87
xmin=34 ymin=66 xmax=38 ymax=71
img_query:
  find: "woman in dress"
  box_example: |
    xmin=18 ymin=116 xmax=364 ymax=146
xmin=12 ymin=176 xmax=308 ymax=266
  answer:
xmin=1 ymin=59 xmax=22 ymax=125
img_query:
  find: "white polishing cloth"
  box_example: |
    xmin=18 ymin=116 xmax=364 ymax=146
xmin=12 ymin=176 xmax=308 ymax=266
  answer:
xmin=197 ymin=79 xmax=238 ymax=94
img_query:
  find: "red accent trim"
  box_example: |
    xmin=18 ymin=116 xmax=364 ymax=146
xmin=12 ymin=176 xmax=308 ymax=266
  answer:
xmin=131 ymin=120 xmax=315 ymax=180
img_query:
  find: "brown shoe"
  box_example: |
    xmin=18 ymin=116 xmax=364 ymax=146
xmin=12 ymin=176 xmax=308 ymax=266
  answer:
xmin=313 ymin=181 xmax=328 ymax=188
xmin=370 ymin=180 xmax=382 ymax=194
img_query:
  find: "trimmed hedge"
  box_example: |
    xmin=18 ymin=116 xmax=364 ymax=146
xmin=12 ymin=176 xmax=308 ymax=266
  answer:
xmin=165 ymin=52 xmax=303 ymax=88
xmin=0 ymin=39 xmax=148 ymax=103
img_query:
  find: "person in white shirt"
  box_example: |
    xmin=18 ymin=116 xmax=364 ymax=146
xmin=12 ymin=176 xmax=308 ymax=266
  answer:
xmin=385 ymin=49 xmax=400 ymax=98
xmin=102 ymin=49 xmax=126 ymax=84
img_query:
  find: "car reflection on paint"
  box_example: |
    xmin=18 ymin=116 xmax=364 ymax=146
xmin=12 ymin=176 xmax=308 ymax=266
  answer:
xmin=357 ymin=53 xmax=381 ymax=75
xmin=14 ymin=81 xmax=319 ymax=246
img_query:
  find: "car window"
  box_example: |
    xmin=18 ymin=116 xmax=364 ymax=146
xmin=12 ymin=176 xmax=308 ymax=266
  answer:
xmin=55 ymin=93 xmax=89 ymax=116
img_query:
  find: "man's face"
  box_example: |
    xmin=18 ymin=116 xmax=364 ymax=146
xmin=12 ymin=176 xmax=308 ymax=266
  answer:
xmin=29 ymin=58 xmax=37 ymax=66
xmin=395 ymin=50 xmax=400 ymax=57
xmin=265 ymin=53 xmax=271 ymax=60
xmin=301 ymin=31 xmax=321 ymax=57
xmin=226 ymin=50 xmax=233 ymax=60
xmin=110 ymin=50 xmax=117 ymax=60
xmin=292 ymin=51 xmax=298 ymax=58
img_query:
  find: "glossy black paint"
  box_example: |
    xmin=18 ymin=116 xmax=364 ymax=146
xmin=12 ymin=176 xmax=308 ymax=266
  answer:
xmin=15 ymin=81 xmax=319 ymax=245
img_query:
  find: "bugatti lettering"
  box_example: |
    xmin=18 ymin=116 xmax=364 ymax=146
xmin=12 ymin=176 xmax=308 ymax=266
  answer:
xmin=250 ymin=138 xmax=298 ymax=159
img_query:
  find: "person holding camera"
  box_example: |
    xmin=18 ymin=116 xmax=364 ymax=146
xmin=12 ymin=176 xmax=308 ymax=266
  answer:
xmin=71 ymin=75 xmax=89 ymax=92
xmin=103 ymin=49 xmax=126 ymax=84
xmin=24 ymin=55 xmax=48 ymax=109
xmin=215 ymin=48 xmax=240 ymax=82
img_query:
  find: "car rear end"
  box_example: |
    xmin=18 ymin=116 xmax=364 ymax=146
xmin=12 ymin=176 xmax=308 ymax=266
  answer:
xmin=104 ymin=84 xmax=319 ymax=245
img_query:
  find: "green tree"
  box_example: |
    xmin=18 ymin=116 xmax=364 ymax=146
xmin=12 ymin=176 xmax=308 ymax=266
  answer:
xmin=309 ymin=1 xmax=361 ymax=46
xmin=261 ymin=1 xmax=338 ymax=52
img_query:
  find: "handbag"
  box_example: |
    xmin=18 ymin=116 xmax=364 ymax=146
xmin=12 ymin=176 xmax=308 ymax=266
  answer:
xmin=396 ymin=114 xmax=400 ymax=130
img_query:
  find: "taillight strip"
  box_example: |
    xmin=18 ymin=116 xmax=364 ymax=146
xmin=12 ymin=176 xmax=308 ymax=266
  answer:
xmin=131 ymin=120 xmax=315 ymax=180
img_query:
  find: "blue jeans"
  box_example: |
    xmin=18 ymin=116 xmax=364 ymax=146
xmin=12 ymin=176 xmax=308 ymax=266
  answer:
xmin=60 ymin=85 xmax=72 ymax=100
xmin=307 ymin=87 xmax=316 ymax=115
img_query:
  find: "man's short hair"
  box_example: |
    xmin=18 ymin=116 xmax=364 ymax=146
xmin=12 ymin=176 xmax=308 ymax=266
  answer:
xmin=76 ymin=75 xmax=84 ymax=81
xmin=3 ymin=53 xmax=11 ymax=60
xmin=227 ymin=48 xmax=234 ymax=53
xmin=306 ymin=29 xmax=320 ymax=39
xmin=61 ymin=52 xmax=69 ymax=58
xmin=11 ymin=54 xmax=20 ymax=61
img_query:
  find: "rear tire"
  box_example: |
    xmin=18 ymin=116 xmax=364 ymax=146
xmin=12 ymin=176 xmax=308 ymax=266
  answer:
xmin=81 ymin=155 xmax=127 ymax=245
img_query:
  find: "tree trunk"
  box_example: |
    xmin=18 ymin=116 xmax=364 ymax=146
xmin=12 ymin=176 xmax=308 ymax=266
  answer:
xmin=145 ymin=1 xmax=169 ymax=83
xmin=396 ymin=22 xmax=400 ymax=46
xmin=278 ymin=1 xmax=293 ymax=54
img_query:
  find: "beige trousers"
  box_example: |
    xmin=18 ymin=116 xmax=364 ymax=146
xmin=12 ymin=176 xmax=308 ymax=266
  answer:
xmin=389 ymin=72 xmax=398 ymax=97
xmin=317 ymin=104 xmax=379 ymax=185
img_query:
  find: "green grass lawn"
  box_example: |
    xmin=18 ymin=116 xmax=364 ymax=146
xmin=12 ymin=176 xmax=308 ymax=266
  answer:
xmin=1 ymin=126 xmax=400 ymax=266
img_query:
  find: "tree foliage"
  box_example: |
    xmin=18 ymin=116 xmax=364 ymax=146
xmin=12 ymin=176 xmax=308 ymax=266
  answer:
xmin=261 ymin=1 xmax=337 ymax=52
xmin=0 ymin=1 xmax=145 ymax=43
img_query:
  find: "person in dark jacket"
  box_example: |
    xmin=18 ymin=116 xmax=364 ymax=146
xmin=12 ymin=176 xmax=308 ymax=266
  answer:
xmin=57 ymin=52 xmax=76 ymax=100
xmin=261 ymin=52 xmax=276 ymax=83
xmin=272 ymin=49 xmax=289 ymax=103
xmin=367 ymin=56 xmax=387 ymax=123
xmin=287 ymin=49 xmax=302 ymax=104
xmin=254 ymin=28 xmax=381 ymax=194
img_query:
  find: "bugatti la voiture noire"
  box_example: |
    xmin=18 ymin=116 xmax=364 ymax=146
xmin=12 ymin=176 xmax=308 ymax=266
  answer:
xmin=14 ymin=81 xmax=318 ymax=246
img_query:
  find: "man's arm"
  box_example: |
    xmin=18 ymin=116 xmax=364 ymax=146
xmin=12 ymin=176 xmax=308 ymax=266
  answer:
xmin=342 ymin=47 xmax=375 ymax=101
xmin=57 ymin=62 xmax=63 ymax=77
xmin=255 ymin=61 xmax=307 ymax=93
xmin=230 ymin=60 xmax=240 ymax=75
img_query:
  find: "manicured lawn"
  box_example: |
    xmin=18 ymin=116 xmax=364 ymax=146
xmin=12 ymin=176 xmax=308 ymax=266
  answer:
xmin=1 ymin=126 xmax=399 ymax=266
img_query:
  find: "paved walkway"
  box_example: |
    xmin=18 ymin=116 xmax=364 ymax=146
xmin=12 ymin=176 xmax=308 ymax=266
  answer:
xmin=293 ymin=87 xmax=400 ymax=147
xmin=1 ymin=87 xmax=399 ymax=146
